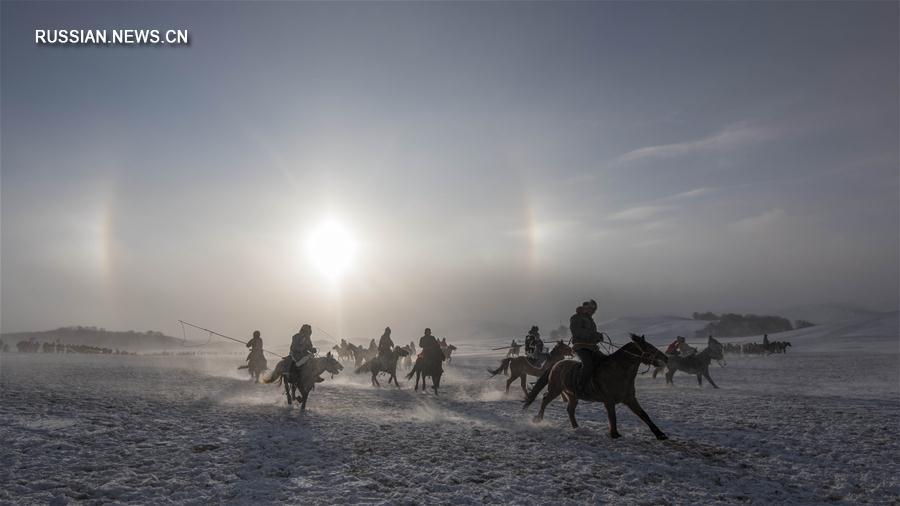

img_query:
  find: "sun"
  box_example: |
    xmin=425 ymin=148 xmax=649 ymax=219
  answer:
xmin=306 ymin=220 xmax=358 ymax=280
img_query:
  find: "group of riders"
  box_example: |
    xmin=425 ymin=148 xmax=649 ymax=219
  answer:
xmin=243 ymin=324 xmax=451 ymax=382
xmin=242 ymin=298 xmax=719 ymax=396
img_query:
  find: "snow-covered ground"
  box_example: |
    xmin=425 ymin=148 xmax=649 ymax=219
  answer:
xmin=2 ymin=316 xmax=898 ymax=504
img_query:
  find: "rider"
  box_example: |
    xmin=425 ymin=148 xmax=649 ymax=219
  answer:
xmin=524 ymin=326 xmax=541 ymax=359
xmin=246 ymin=330 xmax=264 ymax=361
xmin=571 ymin=300 xmax=604 ymax=395
xmin=377 ymin=327 xmax=394 ymax=361
xmin=668 ymin=336 xmax=696 ymax=356
xmin=419 ymin=328 xmax=443 ymax=363
xmin=762 ymin=334 xmax=769 ymax=347
xmin=288 ymin=324 xmax=316 ymax=377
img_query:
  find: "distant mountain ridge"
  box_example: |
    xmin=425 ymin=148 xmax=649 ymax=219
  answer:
xmin=1 ymin=327 xmax=189 ymax=351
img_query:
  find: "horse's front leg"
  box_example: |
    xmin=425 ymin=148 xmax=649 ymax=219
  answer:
xmin=623 ymin=398 xmax=668 ymax=440
xmin=300 ymin=390 xmax=309 ymax=411
xmin=566 ymin=394 xmax=580 ymax=429
xmin=702 ymin=370 xmax=719 ymax=389
xmin=284 ymin=380 xmax=292 ymax=405
xmin=697 ymin=374 xmax=703 ymax=387
xmin=535 ymin=383 xmax=562 ymax=424
xmin=665 ymin=369 xmax=675 ymax=386
xmin=604 ymin=402 xmax=621 ymax=438
xmin=519 ymin=375 xmax=528 ymax=396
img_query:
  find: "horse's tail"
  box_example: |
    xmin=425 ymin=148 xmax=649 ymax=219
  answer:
xmin=405 ymin=360 xmax=419 ymax=380
xmin=522 ymin=367 xmax=552 ymax=409
xmin=263 ymin=359 xmax=286 ymax=385
xmin=487 ymin=358 xmax=512 ymax=377
xmin=355 ymin=361 xmax=371 ymax=374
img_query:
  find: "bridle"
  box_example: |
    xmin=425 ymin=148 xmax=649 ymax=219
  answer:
xmin=603 ymin=334 xmax=663 ymax=373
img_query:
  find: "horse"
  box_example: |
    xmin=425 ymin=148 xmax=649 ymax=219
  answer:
xmin=239 ymin=350 xmax=268 ymax=383
xmin=406 ymin=348 xmax=444 ymax=395
xmin=664 ymin=336 xmax=725 ymax=388
xmin=442 ymin=344 xmax=458 ymax=364
xmin=488 ymin=341 xmax=573 ymax=395
xmin=263 ymin=353 xmax=344 ymax=410
xmin=355 ymin=347 xmax=410 ymax=387
xmin=400 ymin=344 xmax=415 ymax=369
xmin=524 ymin=334 xmax=669 ymax=440
xmin=343 ymin=342 xmax=372 ymax=368
xmin=331 ymin=342 xmax=355 ymax=363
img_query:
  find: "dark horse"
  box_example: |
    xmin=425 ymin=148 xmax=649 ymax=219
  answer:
xmin=664 ymin=336 xmax=725 ymax=388
xmin=488 ymin=341 xmax=573 ymax=395
xmin=239 ymin=350 xmax=268 ymax=383
xmin=355 ymin=347 xmax=410 ymax=388
xmin=263 ymin=353 xmax=344 ymax=410
xmin=524 ymin=334 xmax=669 ymax=440
xmin=406 ymin=348 xmax=444 ymax=395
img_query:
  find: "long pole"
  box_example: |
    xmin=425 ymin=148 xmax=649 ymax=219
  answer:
xmin=178 ymin=320 xmax=283 ymax=357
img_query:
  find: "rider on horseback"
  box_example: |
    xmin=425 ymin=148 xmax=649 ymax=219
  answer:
xmin=667 ymin=336 xmax=695 ymax=356
xmin=419 ymin=328 xmax=443 ymax=364
xmin=288 ymin=324 xmax=316 ymax=378
xmin=571 ymin=300 xmax=604 ymax=395
xmin=246 ymin=330 xmax=264 ymax=362
xmin=524 ymin=326 xmax=543 ymax=361
xmin=377 ymin=327 xmax=394 ymax=361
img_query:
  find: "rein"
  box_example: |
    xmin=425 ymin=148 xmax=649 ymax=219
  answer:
xmin=600 ymin=334 xmax=657 ymax=374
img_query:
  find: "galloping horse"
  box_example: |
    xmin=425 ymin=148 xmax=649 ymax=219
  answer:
xmin=331 ymin=342 xmax=355 ymax=363
xmin=264 ymin=353 xmax=344 ymax=410
xmin=400 ymin=344 xmax=415 ymax=370
xmin=524 ymin=334 xmax=669 ymax=440
xmin=407 ymin=348 xmax=444 ymax=395
xmin=240 ymin=350 xmax=268 ymax=383
xmin=442 ymin=344 xmax=458 ymax=364
xmin=355 ymin=347 xmax=410 ymax=387
xmin=664 ymin=336 xmax=725 ymax=388
xmin=488 ymin=341 xmax=572 ymax=395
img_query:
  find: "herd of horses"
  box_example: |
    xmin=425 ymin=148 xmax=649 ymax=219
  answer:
xmin=723 ymin=340 xmax=792 ymax=355
xmin=248 ymin=332 xmax=738 ymax=442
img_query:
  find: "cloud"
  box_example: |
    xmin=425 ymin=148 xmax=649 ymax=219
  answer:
xmin=612 ymin=123 xmax=767 ymax=165
xmin=607 ymin=205 xmax=669 ymax=222
xmin=730 ymin=208 xmax=786 ymax=230
xmin=664 ymin=187 xmax=713 ymax=201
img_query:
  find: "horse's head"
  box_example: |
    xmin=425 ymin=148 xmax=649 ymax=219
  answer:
xmin=630 ymin=334 xmax=668 ymax=367
xmin=396 ymin=347 xmax=410 ymax=357
xmin=551 ymin=340 xmax=573 ymax=358
xmin=323 ymin=352 xmax=344 ymax=375
xmin=707 ymin=336 xmax=725 ymax=360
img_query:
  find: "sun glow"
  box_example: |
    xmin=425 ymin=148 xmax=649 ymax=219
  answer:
xmin=306 ymin=220 xmax=358 ymax=281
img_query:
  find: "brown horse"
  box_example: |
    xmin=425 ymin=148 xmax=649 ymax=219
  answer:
xmin=524 ymin=334 xmax=669 ymax=440
xmin=488 ymin=341 xmax=572 ymax=394
xmin=406 ymin=348 xmax=444 ymax=395
xmin=355 ymin=347 xmax=410 ymax=387
xmin=263 ymin=353 xmax=344 ymax=410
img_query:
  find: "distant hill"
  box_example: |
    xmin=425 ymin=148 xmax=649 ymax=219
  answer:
xmin=1 ymin=326 xmax=191 ymax=352
xmin=777 ymin=304 xmax=889 ymax=325
xmin=598 ymin=315 xmax=709 ymax=347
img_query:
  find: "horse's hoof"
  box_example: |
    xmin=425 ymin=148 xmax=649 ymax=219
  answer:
xmin=532 ymin=416 xmax=542 ymax=424
xmin=656 ymin=433 xmax=669 ymax=441
xmin=609 ymin=432 xmax=621 ymax=439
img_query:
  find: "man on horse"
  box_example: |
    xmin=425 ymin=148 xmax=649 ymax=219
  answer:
xmin=571 ymin=300 xmax=604 ymax=395
xmin=246 ymin=330 xmax=264 ymax=361
xmin=419 ymin=328 xmax=443 ymax=364
xmin=288 ymin=324 xmax=316 ymax=378
xmin=524 ymin=326 xmax=543 ymax=362
xmin=666 ymin=336 xmax=695 ymax=356
xmin=377 ymin=327 xmax=394 ymax=361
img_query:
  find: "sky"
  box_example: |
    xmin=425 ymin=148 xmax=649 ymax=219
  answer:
xmin=2 ymin=2 xmax=898 ymax=345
